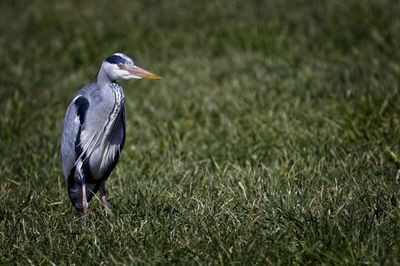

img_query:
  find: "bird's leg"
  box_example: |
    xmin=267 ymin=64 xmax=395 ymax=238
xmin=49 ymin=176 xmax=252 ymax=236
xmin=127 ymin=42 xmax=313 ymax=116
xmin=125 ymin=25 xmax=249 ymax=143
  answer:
xmin=99 ymin=180 xmax=113 ymax=216
xmin=82 ymin=182 xmax=89 ymax=225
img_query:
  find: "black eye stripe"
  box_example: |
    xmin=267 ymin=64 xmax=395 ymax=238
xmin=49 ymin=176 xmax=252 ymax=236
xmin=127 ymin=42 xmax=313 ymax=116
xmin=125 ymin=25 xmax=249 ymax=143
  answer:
xmin=105 ymin=55 xmax=129 ymax=65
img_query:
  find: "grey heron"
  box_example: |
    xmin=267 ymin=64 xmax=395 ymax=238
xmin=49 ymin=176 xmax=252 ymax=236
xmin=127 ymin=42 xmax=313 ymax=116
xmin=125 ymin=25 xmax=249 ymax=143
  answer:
xmin=61 ymin=53 xmax=161 ymax=224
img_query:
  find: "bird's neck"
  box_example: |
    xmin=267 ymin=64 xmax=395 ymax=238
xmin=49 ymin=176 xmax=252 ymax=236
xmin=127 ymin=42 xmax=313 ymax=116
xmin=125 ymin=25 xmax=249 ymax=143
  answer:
xmin=97 ymin=66 xmax=114 ymax=87
xmin=102 ymin=82 xmax=124 ymax=143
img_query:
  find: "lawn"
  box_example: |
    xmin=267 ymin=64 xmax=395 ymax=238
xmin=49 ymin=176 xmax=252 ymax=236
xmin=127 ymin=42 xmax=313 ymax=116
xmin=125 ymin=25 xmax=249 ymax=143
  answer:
xmin=1 ymin=0 xmax=400 ymax=264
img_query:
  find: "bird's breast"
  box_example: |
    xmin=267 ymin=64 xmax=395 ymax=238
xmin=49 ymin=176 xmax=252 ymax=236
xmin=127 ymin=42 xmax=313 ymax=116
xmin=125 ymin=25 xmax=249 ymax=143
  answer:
xmin=82 ymin=83 xmax=125 ymax=180
xmin=87 ymin=111 xmax=125 ymax=180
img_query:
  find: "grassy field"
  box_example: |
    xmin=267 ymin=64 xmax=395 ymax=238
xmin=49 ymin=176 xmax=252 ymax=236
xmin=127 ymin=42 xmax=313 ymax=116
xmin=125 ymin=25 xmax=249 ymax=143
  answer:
xmin=1 ymin=0 xmax=400 ymax=264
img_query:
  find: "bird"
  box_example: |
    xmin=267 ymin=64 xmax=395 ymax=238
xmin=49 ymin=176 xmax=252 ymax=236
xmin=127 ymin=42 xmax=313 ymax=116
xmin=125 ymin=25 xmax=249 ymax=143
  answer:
xmin=61 ymin=53 xmax=161 ymax=224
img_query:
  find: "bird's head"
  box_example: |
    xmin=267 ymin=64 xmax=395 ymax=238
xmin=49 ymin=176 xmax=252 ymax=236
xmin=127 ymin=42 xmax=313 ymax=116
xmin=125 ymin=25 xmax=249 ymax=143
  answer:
xmin=100 ymin=53 xmax=161 ymax=81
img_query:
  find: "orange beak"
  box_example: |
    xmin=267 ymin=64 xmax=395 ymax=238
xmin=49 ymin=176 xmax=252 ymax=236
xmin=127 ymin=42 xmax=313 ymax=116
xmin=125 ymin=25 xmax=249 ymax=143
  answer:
xmin=121 ymin=64 xmax=161 ymax=80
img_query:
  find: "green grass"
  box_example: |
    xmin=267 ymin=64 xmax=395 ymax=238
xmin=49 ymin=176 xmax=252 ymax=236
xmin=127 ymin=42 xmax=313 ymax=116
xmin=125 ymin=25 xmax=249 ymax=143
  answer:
xmin=1 ymin=0 xmax=400 ymax=264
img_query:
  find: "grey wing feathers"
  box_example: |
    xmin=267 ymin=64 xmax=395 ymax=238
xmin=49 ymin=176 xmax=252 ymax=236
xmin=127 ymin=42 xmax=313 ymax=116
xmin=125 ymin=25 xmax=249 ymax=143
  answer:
xmin=61 ymin=95 xmax=85 ymax=181
xmin=61 ymin=84 xmax=98 ymax=181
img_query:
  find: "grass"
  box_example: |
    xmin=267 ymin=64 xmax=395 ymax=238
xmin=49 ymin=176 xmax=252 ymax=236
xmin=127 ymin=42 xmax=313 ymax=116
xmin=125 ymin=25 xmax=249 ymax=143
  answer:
xmin=1 ymin=0 xmax=400 ymax=264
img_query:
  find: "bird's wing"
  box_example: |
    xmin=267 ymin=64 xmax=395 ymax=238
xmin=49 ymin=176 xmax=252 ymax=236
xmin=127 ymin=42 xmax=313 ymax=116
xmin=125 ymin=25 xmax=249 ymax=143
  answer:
xmin=60 ymin=95 xmax=87 ymax=181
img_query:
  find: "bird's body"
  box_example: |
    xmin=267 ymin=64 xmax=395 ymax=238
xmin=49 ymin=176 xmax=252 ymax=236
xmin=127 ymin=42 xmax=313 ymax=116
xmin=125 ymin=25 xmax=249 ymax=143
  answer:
xmin=61 ymin=82 xmax=125 ymax=210
xmin=61 ymin=53 xmax=160 ymax=223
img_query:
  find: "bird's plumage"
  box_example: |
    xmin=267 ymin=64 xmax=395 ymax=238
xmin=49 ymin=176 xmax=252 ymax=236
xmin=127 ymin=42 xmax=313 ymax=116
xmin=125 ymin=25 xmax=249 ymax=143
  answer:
xmin=61 ymin=53 xmax=160 ymax=223
xmin=61 ymin=82 xmax=125 ymax=210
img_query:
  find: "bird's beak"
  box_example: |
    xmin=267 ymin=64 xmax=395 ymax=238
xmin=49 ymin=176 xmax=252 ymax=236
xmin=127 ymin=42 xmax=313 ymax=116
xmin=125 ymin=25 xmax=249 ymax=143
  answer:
xmin=122 ymin=64 xmax=162 ymax=80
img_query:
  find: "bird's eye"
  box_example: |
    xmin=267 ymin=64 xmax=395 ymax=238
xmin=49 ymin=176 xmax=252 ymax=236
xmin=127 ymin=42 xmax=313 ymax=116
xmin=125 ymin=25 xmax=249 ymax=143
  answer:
xmin=117 ymin=63 xmax=123 ymax=69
